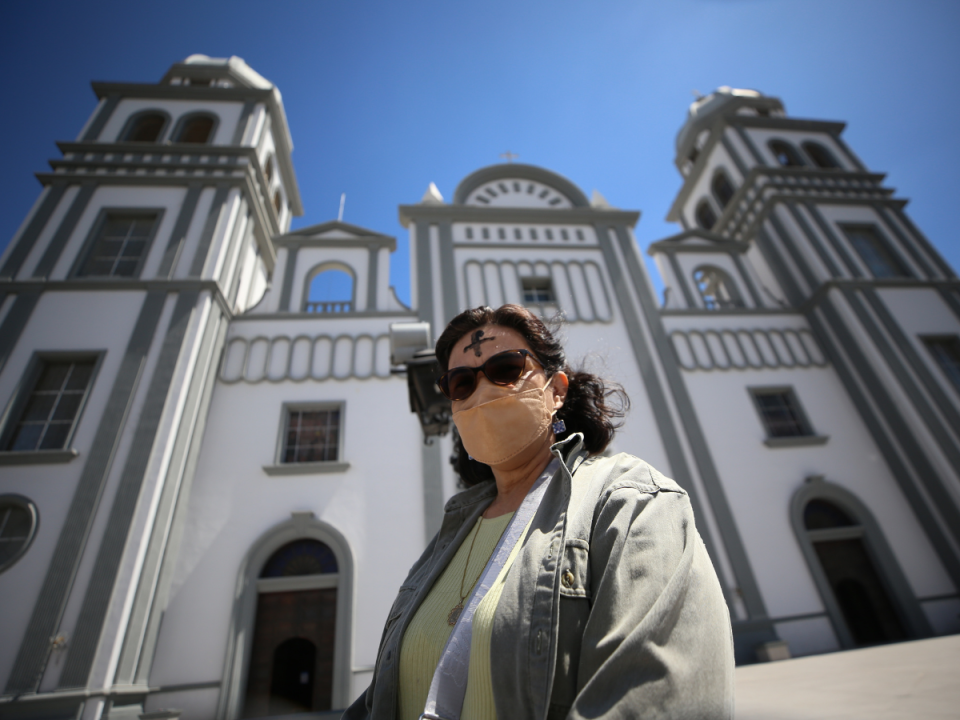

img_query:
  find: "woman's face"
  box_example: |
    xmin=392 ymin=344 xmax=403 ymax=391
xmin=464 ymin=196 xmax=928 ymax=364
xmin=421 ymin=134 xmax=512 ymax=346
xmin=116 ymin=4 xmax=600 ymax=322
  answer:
xmin=448 ymin=324 xmax=567 ymax=415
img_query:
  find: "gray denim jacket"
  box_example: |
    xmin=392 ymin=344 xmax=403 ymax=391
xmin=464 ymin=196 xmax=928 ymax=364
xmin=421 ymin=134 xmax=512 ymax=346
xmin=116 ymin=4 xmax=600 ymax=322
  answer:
xmin=343 ymin=434 xmax=734 ymax=720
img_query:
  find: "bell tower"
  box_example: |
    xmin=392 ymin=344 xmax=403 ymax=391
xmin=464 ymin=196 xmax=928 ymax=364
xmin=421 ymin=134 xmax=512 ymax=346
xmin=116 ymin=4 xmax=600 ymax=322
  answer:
xmin=0 ymin=55 xmax=301 ymax=718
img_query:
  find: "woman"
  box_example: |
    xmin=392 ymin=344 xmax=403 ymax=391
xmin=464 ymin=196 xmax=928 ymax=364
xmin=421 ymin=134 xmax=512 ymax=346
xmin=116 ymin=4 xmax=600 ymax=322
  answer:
xmin=344 ymin=305 xmax=734 ymax=720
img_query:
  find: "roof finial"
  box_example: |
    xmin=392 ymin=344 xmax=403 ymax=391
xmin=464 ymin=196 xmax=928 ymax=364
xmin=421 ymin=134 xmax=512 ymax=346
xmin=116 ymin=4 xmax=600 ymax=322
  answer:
xmin=500 ymin=151 xmax=519 ymax=163
xmin=338 ymin=193 xmax=346 ymax=222
xmin=691 ymin=89 xmax=703 ymax=100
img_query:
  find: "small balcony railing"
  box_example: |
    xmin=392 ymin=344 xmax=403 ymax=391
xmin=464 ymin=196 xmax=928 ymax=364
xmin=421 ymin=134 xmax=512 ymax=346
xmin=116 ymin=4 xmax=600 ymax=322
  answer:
xmin=305 ymin=301 xmax=352 ymax=313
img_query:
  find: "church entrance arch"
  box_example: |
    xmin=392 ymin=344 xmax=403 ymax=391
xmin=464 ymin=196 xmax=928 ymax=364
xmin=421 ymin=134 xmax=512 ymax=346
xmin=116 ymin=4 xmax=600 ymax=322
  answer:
xmin=790 ymin=477 xmax=931 ymax=649
xmin=217 ymin=514 xmax=353 ymax=720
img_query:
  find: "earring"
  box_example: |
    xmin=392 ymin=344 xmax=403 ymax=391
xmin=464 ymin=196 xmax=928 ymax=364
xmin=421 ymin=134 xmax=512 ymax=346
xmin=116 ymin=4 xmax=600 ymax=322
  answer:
xmin=551 ymin=415 xmax=566 ymax=434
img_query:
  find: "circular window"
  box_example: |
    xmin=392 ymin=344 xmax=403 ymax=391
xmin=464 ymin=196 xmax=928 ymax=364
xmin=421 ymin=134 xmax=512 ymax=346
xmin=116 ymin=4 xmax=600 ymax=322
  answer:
xmin=0 ymin=495 xmax=38 ymax=572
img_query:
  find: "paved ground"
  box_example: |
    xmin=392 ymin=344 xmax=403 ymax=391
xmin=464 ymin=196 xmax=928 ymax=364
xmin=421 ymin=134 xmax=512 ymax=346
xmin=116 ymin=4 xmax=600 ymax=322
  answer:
xmin=735 ymin=634 xmax=960 ymax=719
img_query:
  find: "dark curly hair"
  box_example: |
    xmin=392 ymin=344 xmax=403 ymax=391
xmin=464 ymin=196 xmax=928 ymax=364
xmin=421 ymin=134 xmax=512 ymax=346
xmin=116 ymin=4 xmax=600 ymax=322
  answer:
xmin=436 ymin=304 xmax=629 ymax=486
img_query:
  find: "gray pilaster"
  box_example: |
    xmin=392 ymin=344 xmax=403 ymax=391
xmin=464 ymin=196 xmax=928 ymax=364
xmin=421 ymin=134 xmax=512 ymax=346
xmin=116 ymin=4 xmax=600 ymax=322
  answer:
xmin=606 ymin=224 xmax=772 ymax=630
xmin=80 ymin=94 xmax=121 ymax=142
xmin=804 ymin=202 xmax=861 ymax=277
xmin=874 ymin=204 xmax=935 ymax=280
xmin=667 ymin=251 xmax=696 ymax=307
xmin=115 ymin=304 xmax=226 ymax=684
xmin=366 ymin=244 xmax=379 ymax=312
xmin=60 ymin=291 xmax=199 ymax=688
xmin=230 ymin=101 xmax=256 ymax=146
xmin=731 ymin=253 xmax=763 ymax=308
xmin=32 ymin=184 xmax=97 ymax=279
xmin=807 ymin=297 xmax=960 ymax=589
xmin=767 ymin=209 xmax=818 ymax=295
xmin=938 ymin=287 xmax=960 ymax=323
xmin=278 ymin=244 xmax=299 ymax=312
xmin=0 ymin=292 xmax=40 ymax=377
xmin=755 ymin=226 xmax=803 ymax=307
xmin=437 ymin=222 xmax=458 ymax=323
xmin=1 ymin=185 xmax=68 ymax=279
xmin=6 ymin=292 xmax=167 ymax=694
xmin=720 ymin=133 xmax=749 ymax=180
xmin=158 ymin=184 xmax=202 ymax=278
xmin=888 ymin=206 xmax=956 ymax=279
xmin=415 ymin=221 xmax=435 ymax=326
xmin=785 ymin=203 xmax=841 ymax=277
xmin=734 ymin=125 xmax=765 ymax=165
xmin=189 ymin=185 xmax=230 ymax=277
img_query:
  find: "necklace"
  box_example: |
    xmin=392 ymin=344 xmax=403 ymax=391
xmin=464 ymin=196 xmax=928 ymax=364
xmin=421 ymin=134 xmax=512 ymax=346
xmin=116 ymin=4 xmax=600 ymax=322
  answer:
xmin=448 ymin=517 xmax=485 ymax=626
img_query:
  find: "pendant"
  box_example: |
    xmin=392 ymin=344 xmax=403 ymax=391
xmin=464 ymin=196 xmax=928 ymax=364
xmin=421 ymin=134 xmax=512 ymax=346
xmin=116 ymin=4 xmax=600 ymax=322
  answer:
xmin=447 ymin=602 xmax=463 ymax=626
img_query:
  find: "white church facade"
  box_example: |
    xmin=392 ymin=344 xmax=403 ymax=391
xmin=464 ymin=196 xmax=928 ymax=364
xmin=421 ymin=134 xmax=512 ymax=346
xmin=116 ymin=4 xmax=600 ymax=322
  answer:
xmin=0 ymin=56 xmax=959 ymax=720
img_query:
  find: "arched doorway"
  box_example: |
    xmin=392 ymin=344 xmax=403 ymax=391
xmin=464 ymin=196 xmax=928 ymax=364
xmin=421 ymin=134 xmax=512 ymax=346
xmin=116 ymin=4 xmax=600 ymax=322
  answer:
xmin=803 ymin=499 xmax=905 ymax=646
xmin=790 ymin=478 xmax=931 ymax=649
xmin=242 ymin=539 xmax=339 ymax=716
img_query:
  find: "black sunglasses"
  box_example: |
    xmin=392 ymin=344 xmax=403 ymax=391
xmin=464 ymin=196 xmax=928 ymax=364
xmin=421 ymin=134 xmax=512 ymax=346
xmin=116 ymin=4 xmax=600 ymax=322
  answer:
xmin=438 ymin=349 xmax=543 ymax=401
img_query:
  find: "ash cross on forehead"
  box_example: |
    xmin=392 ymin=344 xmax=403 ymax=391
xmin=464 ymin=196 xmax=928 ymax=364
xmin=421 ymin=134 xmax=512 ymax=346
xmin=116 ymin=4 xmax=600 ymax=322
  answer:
xmin=464 ymin=329 xmax=496 ymax=356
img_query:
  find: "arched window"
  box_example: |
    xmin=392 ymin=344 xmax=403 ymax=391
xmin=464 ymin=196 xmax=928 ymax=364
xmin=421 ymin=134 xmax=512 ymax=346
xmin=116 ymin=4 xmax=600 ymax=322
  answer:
xmin=769 ymin=140 xmax=805 ymax=167
xmin=173 ymin=114 xmax=216 ymax=144
xmin=695 ymin=200 xmax=717 ymax=230
xmin=264 ymin=156 xmax=275 ymax=185
xmin=244 ymin=539 xmax=339 ymax=716
xmin=0 ymin=495 xmax=38 ymax=573
xmin=273 ymin=190 xmax=283 ymax=215
xmin=712 ymin=170 xmax=736 ymax=209
xmin=122 ymin=112 xmax=167 ymax=143
xmin=305 ymin=267 xmax=354 ymax=313
xmin=693 ymin=266 xmax=742 ymax=309
xmin=803 ymin=142 xmax=840 ymax=169
xmin=790 ymin=480 xmax=930 ymax=651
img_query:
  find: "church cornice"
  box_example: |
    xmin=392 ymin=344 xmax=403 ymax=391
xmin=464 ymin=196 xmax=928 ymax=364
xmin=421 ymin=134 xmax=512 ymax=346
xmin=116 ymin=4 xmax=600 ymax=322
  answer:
xmin=398 ymin=204 xmax=640 ymax=228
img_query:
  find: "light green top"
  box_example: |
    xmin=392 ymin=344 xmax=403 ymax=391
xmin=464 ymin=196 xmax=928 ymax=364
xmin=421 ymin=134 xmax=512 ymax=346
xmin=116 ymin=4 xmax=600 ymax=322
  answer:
xmin=397 ymin=511 xmax=531 ymax=720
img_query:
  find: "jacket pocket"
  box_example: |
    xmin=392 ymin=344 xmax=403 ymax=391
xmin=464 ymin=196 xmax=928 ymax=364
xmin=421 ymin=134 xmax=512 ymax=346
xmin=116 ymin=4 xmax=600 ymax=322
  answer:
xmin=559 ymin=539 xmax=590 ymax=599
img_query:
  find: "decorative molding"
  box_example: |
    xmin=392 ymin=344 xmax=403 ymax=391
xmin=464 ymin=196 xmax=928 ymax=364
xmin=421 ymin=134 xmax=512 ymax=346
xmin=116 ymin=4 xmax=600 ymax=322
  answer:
xmin=0 ymin=449 xmax=79 ymax=466
xmin=220 ymin=332 xmax=395 ymax=383
xmin=262 ymin=462 xmax=351 ymax=476
xmin=764 ymin=435 xmax=829 ymax=448
xmin=671 ymin=327 xmax=828 ymax=372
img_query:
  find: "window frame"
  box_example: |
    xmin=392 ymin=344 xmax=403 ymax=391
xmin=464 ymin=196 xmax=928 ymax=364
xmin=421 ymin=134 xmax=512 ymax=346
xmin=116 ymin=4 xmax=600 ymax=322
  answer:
xmin=70 ymin=207 xmax=165 ymax=280
xmin=691 ymin=264 xmax=743 ymax=310
xmin=169 ymin=111 xmax=219 ymax=145
xmin=0 ymin=351 xmax=105 ymax=464
xmin=0 ymin=494 xmax=39 ymax=573
xmin=802 ymin=141 xmax=841 ymax=169
xmin=920 ymin=335 xmax=960 ymax=394
xmin=839 ymin=223 xmax=911 ymax=279
xmin=748 ymin=385 xmax=829 ymax=448
xmin=263 ymin=401 xmax=349 ymax=476
xmin=695 ymin=199 xmax=718 ymax=230
xmin=711 ymin=169 xmax=736 ymax=209
xmin=768 ymin=139 xmax=805 ymax=167
xmin=117 ymin=109 xmax=172 ymax=143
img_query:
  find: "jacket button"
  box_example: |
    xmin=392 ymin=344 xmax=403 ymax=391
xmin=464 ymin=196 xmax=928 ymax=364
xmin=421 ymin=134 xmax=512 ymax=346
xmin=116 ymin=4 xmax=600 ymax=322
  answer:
xmin=561 ymin=571 xmax=575 ymax=588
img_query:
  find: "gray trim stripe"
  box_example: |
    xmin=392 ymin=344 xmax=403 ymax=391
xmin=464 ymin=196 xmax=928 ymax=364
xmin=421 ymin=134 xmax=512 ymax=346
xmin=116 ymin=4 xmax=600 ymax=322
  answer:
xmin=767 ymin=209 xmax=817 ymax=294
xmin=32 ymin=184 xmax=97 ymax=279
xmin=609 ymin=224 xmax=771 ymax=624
xmin=1 ymin=185 xmax=68 ymax=279
xmin=115 ymin=304 xmax=225 ymax=683
xmin=189 ymin=185 xmax=230 ymax=277
xmin=734 ymin=125 xmax=765 ymax=165
xmin=804 ymin=202 xmax=861 ymax=278
xmin=874 ymin=204 xmax=935 ymax=280
xmin=756 ymin=225 xmax=803 ymax=307
xmin=158 ymin=184 xmax=202 ymax=278
xmin=731 ymin=253 xmax=763 ymax=308
xmin=889 ymin=207 xmax=956 ymax=279
xmin=60 ymin=291 xmax=199 ymax=688
xmin=366 ymin=244 xmax=379 ymax=312
xmin=80 ymin=94 xmax=121 ymax=142
xmin=849 ymin=288 xmax=960 ymax=475
xmin=231 ymin=101 xmax=256 ymax=146
xmin=415 ymin=221 xmax=434 ymax=326
xmin=438 ymin=222 xmax=458 ymax=322
xmin=720 ymin=133 xmax=748 ymax=180
xmin=786 ymin=203 xmax=841 ymax=277
xmin=667 ymin=252 xmax=696 ymax=308
xmin=0 ymin=292 xmax=40 ymax=377
xmin=938 ymin=287 xmax=960 ymax=323
xmin=278 ymin=244 xmax=299 ymax=312
xmin=6 ymin=292 xmax=166 ymax=694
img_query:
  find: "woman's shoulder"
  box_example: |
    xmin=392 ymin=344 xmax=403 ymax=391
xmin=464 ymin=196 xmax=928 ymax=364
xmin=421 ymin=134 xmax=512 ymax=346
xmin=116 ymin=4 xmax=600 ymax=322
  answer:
xmin=573 ymin=451 xmax=688 ymax=498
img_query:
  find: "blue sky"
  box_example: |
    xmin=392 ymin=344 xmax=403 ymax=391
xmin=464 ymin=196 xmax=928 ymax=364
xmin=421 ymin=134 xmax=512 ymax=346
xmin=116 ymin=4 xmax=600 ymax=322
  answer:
xmin=2 ymin=0 xmax=958 ymax=303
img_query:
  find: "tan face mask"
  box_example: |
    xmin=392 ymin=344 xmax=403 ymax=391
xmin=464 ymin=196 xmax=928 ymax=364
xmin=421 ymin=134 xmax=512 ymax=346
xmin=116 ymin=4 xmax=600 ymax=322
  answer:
xmin=452 ymin=373 xmax=553 ymax=466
